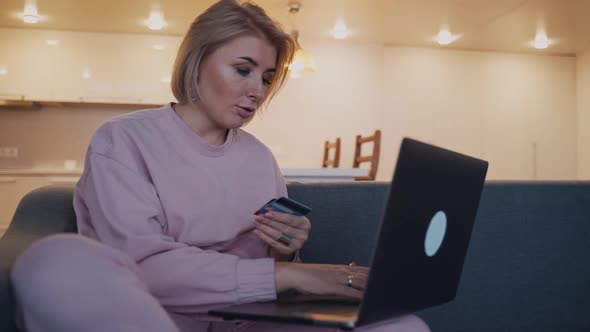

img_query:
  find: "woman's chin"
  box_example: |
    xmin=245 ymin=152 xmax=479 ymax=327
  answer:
xmin=229 ymin=115 xmax=254 ymax=128
xmin=241 ymin=116 xmax=255 ymax=126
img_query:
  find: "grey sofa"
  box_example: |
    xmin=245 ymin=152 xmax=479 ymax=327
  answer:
xmin=1 ymin=182 xmax=589 ymax=331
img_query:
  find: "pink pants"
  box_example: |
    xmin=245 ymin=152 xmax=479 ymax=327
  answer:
xmin=10 ymin=234 xmax=430 ymax=332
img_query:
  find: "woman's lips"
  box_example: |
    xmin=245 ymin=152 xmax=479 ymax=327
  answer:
xmin=237 ymin=106 xmax=255 ymax=118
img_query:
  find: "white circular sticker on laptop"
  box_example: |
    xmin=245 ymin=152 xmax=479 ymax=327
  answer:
xmin=424 ymin=211 xmax=447 ymax=257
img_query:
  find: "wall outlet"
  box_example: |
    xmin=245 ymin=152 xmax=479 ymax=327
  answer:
xmin=0 ymin=147 xmax=19 ymax=158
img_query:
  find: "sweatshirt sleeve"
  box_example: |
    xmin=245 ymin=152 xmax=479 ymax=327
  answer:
xmin=76 ymin=152 xmax=277 ymax=314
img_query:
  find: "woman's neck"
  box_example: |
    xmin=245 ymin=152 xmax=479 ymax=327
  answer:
xmin=173 ymin=103 xmax=228 ymax=146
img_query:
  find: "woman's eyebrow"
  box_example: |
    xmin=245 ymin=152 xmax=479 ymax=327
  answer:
xmin=238 ymin=56 xmax=276 ymax=73
xmin=238 ymin=56 xmax=258 ymax=66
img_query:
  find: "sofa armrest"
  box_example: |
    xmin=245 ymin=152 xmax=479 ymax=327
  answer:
xmin=0 ymin=185 xmax=77 ymax=332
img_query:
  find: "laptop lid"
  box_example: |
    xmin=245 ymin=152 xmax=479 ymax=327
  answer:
xmin=356 ymin=138 xmax=488 ymax=326
xmin=210 ymin=138 xmax=489 ymax=329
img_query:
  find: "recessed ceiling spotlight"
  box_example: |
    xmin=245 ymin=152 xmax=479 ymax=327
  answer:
xmin=45 ymin=39 xmax=59 ymax=46
xmin=533 ymin=33 xmax=550 ymax=49
xmin=146 ymin=10 xmax=166 ymax=31
xmin=330 ymin=20 xmax=351 ymax=40
xmin=436 ymin=30 xmax=452 ymax=45
xmin=153 ymin=43 xmax=166 ymax=50
xmin=22 ymin=2 xmax=40 ymax=24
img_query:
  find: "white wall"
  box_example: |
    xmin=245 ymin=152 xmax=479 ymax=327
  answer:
xmin=381 ymin=47 xmax=577 ymax=181
xmin=0 ymin=28 xmax=385 ymax=172
xmin=578 ymin=49 xmax=590 ymax=179
xmin=0 ymin=28 xmax=580 ymax=181
xmin=247 ymin=41 xmax=384 ymax=171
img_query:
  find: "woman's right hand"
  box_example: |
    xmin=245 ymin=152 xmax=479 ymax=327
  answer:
xmin=275 ymin=262 xmax=369 ymax=300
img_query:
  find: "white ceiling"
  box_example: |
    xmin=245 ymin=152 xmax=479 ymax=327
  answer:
xmin=1 ymin=0 xmax=589 ymax=56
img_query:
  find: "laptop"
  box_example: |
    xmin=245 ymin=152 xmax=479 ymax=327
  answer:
xmin=209 ymin=137 xmax=489 ymax=330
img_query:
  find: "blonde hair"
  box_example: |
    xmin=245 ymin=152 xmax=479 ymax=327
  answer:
xmin=171 ymin=0 xmax=295 ymax=108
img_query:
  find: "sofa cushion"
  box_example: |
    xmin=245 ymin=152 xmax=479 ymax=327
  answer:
xmin=288 ymin=182 xmax=389 ymax=265
xmin=290 ymin=181 xmax=590 ymax=332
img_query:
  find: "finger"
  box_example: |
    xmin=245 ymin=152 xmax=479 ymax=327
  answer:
xmin=256 ymin=218 xmax=308 ymax=242
xmin=319 ymin=264 xmax=368 ymax=276
xmin=263 ymin=212 xmax=311 ymax=231
xmin=348 ymin=266 xmax=370 ymax=275
xmin=337 ymin=285 xmax=364 ymax=299
xmin=347 ymin=271 xmax=368 ymax=279
xmin=253 ymin=229 xmax=292 ymax=255
xmin=342 ymin=273 xmax=366 ymax=290
xmin=255 ymin=216 xmax=290 ymax=234
xmin=347 ymin=274 xmax=368 ymax=290
xmin=255 ymin=220 xmax=288 ymax=240
xmin=318 ymin=280 xmax=363 ymax=300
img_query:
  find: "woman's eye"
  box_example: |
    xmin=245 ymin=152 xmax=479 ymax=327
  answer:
xmin=237 ymin=68 xmax=251 ymax=76
xmin=263 ymin=74 xmax=275 ymax=86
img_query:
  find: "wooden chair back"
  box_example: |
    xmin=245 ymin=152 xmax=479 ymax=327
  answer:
xmin=352 ymin=130 xmax=381 ymax=181
xmin=322 ymin=138 xmax=341 ymax=168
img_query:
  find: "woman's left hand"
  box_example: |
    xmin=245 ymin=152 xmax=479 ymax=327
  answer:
xmin=254 ymin=210 xmax=311 ymax=258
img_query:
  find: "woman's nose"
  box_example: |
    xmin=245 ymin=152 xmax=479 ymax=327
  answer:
xmin=247 ymin=78 xmax=265 ymax=102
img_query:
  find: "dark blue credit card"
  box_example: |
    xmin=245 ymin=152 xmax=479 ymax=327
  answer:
xmin=254 ymin=196 xmax=312 ymax=216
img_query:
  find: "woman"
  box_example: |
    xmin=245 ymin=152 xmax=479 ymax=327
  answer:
xmin=10 ymin=1 xmax=429 ymax=331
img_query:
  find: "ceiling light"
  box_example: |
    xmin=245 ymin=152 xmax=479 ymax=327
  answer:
xmin=22 ymin=3 xmax=40 ymax=24
xmin=0 ymin=67 xmax=7 ymax=76
xmin=289 ymin=47 xmax=317 ymax=79
xmin=153 ymin=43 xmax=166 ymax=50
xmin=160 ymin=74 xmax=171 ymax=83
xmin=45 ymin=39 xmax=59 ymax=46
xmin=146 ymin=10 xmax=166 ymax=31
xmin=287 ymin=1 xmax=317 ymax=78
xmin=533 ymin=33 xmax=549 ymax=49
xmin=436 ymin=30 xmax=453 ymax=45
xmin=330 ymin=20 xmax=351 ymax=40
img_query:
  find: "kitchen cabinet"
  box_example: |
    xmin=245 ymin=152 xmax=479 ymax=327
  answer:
xmin=0 ymin=28 xmax=178 ymax=106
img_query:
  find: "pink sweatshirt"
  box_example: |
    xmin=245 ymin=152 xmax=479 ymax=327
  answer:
xmin=73 ymin=104 xmax=287 ymax=314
